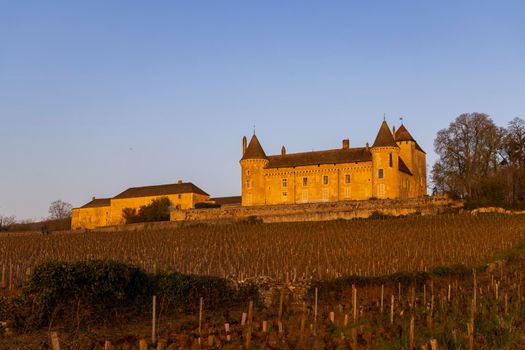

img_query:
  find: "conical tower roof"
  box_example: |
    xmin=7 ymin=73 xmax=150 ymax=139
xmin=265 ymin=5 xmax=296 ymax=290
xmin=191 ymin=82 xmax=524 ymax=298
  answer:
xmin=372 ymin=120 xmax=398 ymax=148
xmin=395 ymin=124 xmax=426 ymax=153
xmin=241 ymin=134 xmax=268 ymax=160
xmin=394 ymin=124 xmax=415 ymax=142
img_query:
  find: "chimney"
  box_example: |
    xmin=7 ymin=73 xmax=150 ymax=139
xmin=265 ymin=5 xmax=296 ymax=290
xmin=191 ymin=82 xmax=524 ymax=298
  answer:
xmin=177 ymin=180 xmax=183 ymax=184
xmin=281 ymin=146 xmax=286 ymax=155
xmin=392 ymin=126 xmax=396 ymax=139
xmin=342 ymin=139 xmax=350 ymax=149
xmin=242 ymin=136 xmax=247 ymax=155
xmin=92 ymin=196 xmax=96 ymax=201
xmin=366 ymin=142 xmax=369 ymax=151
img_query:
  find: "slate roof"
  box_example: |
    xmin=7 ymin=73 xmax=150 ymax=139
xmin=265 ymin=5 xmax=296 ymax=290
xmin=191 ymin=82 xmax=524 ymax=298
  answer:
xmin=210 ymin=196 xmax=242 ymax=206
xmin=372 ymin=121 xmax=399 ymax=148
xmin=395 ymin=124 xmax=426 ymax=153
xmin=267 ymin=147 xmax=372 ymax=168
xmin=241 ymin=134 xmax=268 ymax=160
xmin=80 ymin=198 xmax=111 ymax=208
xmin=113 ymin=182 xmax=209 ymax=199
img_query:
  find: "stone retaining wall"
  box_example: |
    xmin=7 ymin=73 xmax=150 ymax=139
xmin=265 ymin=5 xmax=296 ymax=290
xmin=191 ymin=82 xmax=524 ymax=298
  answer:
xmin=171 ymin=196 xmax=462 ymax=224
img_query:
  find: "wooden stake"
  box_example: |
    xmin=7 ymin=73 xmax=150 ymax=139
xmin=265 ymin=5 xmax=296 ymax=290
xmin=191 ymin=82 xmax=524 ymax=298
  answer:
xmin=152 ymin=295 xmax=157 ymax=345
xmin=409 ymin=316 xmax=414 ymax=350
xmin=50 ymin=332 xmax=61 ymax=350
xmin=430 ymin=338 xmax=438 ymax=350
xmin=104 ymin=340 xmax=112 ymax=350
xmin=139 ymin=339 xmax=148 ymax=350
xmin=246 ymin=300 xmax=253 ymax=349
xmin=224 ymin=323 xmax=231 ymax=341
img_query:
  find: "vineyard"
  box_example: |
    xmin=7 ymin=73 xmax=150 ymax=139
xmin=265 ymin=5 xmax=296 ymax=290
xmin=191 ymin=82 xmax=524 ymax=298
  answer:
xmin=0 ymin=214 xmax=524 ymax=285
xmin=0 ymin=213 xmax=524 ymax=349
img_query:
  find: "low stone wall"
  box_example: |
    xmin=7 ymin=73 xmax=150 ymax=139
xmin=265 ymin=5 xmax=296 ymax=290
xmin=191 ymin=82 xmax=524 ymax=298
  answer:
xmin=470 ymin=207 xmax=525 ymax=215
xmin=171 ymin=196 xmax=462 ymax=224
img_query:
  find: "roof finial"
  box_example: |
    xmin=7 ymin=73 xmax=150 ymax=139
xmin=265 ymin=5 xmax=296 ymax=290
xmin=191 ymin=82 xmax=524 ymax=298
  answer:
xmin=253 ymin=124 xmax=256 ymax=135
xmin=383 ymin=113 xmax=386 ymax=121
xmin=400 ymin=116 xmax=404 ymax=124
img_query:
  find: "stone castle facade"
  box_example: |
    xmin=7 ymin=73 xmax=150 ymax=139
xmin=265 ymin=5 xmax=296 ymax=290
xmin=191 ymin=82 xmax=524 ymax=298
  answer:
xmin=72 ymin=120 xmax=427 ymax=229
xmin=240 ymin=120 xmax=426 ymax=206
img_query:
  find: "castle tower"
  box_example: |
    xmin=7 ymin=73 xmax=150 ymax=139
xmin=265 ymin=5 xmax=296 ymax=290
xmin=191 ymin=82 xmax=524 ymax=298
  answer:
xmin=395 ymin=124 xmax=427 ymax=196
xmin=240 ymin=134 xmax=269 ymax=206
xmin=371 ymin=120 xmax=401 ymax=199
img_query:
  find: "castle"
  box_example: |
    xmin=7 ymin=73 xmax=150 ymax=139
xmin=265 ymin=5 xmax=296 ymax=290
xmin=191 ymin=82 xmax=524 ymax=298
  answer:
xmin=72 ymin=120 xmax=426 ymax=229
xmin=240 ymin=120 xmax=426 ymax=206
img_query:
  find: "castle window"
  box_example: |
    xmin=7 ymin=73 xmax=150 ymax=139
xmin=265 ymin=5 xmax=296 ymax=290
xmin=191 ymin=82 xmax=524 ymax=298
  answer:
xmin=282 ymin=178 xmax=287 ymax=188
xmin=323 ymin=175 xmax=329 ymax=185
xmin=246 ymin=170 xmax=251 ymax=176
xmin=282 ymin=192 xmax=288 ymax=202
xmin=378 ymin=169 xmax=384 ymax=179
xmin=303 ymin=177 xmax=308 ymax=186
xmin=345 ymin=174 xmax=351 ymax=184
xmin=389 ymin=153 xmax=393 ymax=167
xmin=245 ymin=180 xmax=252 ymax=189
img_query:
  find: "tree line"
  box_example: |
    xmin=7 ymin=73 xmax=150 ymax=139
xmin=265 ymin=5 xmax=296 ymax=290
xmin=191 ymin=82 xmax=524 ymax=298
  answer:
xmin=432 ymin=112 xmax=525 ymax=209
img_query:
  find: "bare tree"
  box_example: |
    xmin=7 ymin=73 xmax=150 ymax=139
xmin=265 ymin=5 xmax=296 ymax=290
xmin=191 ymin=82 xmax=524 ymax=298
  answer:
xmin=432 ymin=113 xmax=503 ymax=198
xmin=502 ymin=117 xmax=525 ymax=167
xmin=48 ymin=200 xmax=72 ymax=220
xmin=0 ymin=215 xmax=16 ymax=231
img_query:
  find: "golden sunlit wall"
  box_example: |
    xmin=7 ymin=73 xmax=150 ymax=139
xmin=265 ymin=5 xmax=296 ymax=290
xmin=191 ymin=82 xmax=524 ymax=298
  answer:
xmin=241 ymin=147 xmax=426 ymax=206
xmin=109 ymin=193 xmax=209 ymax=225
xmin=262 ymin=162 xmax=374 ymax=204
xmin=71 ymin=206 xmax=111 ymax=230
xmin=371 ymin=146 xmax=401 ymax=200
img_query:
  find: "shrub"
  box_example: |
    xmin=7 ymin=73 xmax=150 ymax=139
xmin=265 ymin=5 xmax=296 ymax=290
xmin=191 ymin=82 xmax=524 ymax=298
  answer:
xmin=123 ymin=197 xmax=172 ymax=224
xmin=9 ymin=260 xmax=258 ymax=329
xmin=19 ymin=260 xmax=151 ymax=328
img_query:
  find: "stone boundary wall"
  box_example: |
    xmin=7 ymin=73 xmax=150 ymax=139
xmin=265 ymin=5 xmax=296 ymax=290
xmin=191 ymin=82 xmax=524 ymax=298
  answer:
xmin=170 ymin=196 xmax=462 ymax=224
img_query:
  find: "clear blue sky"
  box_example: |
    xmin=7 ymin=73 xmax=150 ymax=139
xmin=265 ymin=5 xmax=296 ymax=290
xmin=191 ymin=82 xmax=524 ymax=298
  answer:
xmin=1 ymin=1 xmax=524 ymax=220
